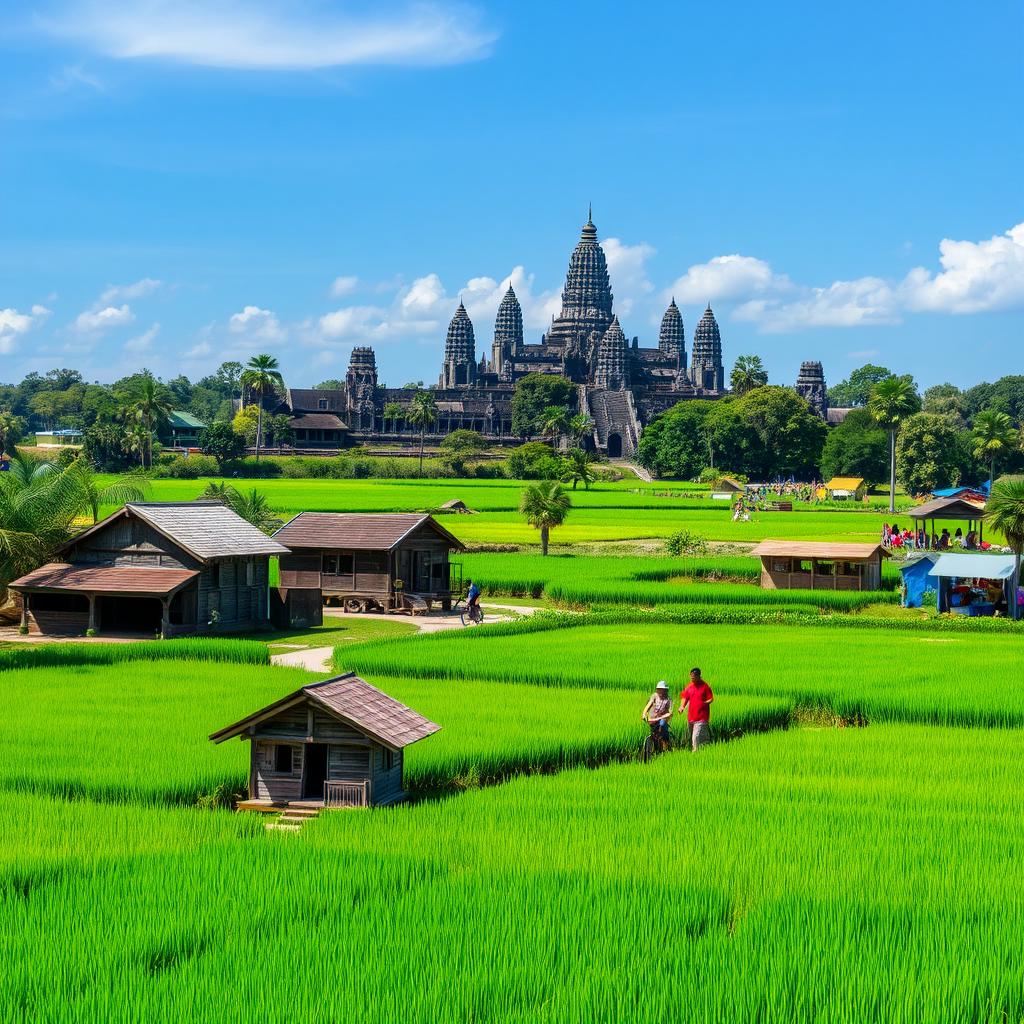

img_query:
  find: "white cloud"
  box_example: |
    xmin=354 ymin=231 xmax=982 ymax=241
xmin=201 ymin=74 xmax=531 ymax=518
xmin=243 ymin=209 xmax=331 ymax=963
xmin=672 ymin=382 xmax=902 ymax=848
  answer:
xmin=39 ymin=0 xmax=497 ymax=70
xmin=229 ymin=305 xmax=284 ymax=342
xmin=72 ymin=303 xmax=134 ymax=334
xmin=124 ymin=322 xmax=160 ymax=353
xmin=603 ymin=238 xmax=655 ymax=315
xmin=900 ymin=223 xmax=1024 ymax=314
xmin=49 ymin=63 xmax=104 ymax=92
xmin=99 ymin=277 xmax=162 ymax=304
xmin=184 ymin=340 xmax=212 ymax=359
xmin=735 ymin=278 xmax=899 ymax=332
xmin=329 ymin=275 xmax=359 ymax=298
xmin=318 ymin=305 xmax=389 ymax=340
xmin=668 ymin=254 xmax=786 ymax=305
xmin=0 ymin=305 xmax=51 ymax=354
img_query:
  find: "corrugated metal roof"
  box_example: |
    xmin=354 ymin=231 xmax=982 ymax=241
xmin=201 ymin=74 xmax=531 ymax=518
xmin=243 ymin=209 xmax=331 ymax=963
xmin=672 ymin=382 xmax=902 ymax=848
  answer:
xmin=273 ymin=512 xmax=464 ymax=551
xmin=9 ymin=562 xmax=197 ymax=595
xmin=209 ymin=673 xmax=440 ymax=750
xmin=751 ymin=540 xmax=885 ymax=560
xmin=168 ymin=410 xmax=207 ymax=428
xmin=825 ymin=476 xmax=865 ymax=490
xmin=128 ymin=503 xmax=290 ymax=559
xmin=928 ymin=554 xmax=1017 ymax=580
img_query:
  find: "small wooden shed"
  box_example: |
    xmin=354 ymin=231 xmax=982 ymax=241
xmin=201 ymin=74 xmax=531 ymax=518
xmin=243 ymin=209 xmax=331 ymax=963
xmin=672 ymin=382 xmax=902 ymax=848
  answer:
xmin=750 ymin=540 xmax=887 ymax=591
xmin=824 ymin=476 xmax=867 ymax=501
xmin=273 ymin=512 xmax=465 ymax=613
xmin=210 ymin=673 xmax=440 ymax=809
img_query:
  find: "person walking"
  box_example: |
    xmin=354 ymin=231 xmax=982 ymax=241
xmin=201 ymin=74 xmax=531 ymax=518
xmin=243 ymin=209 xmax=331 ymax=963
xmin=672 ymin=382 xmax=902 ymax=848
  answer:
xmin=679 ymin=668 xmax=714 ymax=751
xmin=642 ymin=681 xmax=673 ymax=752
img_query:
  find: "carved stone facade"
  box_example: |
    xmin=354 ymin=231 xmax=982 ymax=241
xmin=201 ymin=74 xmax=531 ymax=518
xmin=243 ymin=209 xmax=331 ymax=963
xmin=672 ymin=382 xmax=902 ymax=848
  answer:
xmin=274 ymin=211 xmax=830 ymax=454
xmin=795 ymin=360 xmax=829 ymax=419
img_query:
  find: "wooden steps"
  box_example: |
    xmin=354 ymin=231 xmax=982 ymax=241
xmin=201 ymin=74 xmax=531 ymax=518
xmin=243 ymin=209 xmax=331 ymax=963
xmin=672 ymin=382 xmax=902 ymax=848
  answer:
xmin=265 ymin=804 xmax=322 ymax=833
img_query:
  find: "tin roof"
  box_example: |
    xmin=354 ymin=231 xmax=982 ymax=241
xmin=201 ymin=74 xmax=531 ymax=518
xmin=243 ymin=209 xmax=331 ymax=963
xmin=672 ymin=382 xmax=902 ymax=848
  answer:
xmin=273 ymin=512 xmax=464 ymax=551
xmin=927 ymin=553 xmax=1017 ymax=580
xmin=907 ymin=496 xmax=986 ymax=520
xmin=9 ymin=562 xmax=198 ymax=596
xmin=209 ymin=673 xmax=441 ymax=751
xmin=825 ymin=476 xmax=865 ymax=490
xmin=168 ymin=410 xmax=207 ymax=429
xmin=750 ymin=540 xmax=885 ymax=561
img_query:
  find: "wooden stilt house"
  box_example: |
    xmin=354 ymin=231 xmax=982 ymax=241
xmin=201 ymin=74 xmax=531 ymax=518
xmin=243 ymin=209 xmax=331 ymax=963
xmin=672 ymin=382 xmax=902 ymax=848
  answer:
xmin=209 ymin=673 xmax=440 ymax=809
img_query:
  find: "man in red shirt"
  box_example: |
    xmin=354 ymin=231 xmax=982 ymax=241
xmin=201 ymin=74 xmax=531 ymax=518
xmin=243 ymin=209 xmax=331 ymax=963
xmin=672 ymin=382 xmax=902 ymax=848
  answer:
xmin=679 ymin=667 xmax=714 ymax=751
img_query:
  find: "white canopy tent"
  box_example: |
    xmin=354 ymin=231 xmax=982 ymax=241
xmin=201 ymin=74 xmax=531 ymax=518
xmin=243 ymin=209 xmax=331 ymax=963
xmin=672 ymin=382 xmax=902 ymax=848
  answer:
xmin=928 ymin=554 xmax=1021 ymax=618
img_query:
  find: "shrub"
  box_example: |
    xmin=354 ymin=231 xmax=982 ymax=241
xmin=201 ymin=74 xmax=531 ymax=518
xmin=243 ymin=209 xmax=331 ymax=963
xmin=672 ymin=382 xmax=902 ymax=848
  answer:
xmin=159 ymin=454 xmax=220 ymax=479
xmin=507 ymin=442 xmax=563 ymax=480
xmin=665 ymin=530 xmax=709 ymax=557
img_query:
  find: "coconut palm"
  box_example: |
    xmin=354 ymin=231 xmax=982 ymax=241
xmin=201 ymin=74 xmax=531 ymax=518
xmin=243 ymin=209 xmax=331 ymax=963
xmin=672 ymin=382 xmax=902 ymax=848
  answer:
xmin=540 ymin=406 xmax=571 ymax=449
xmin=971 ymin=409 xmax=1018 ymax=489
xmin=563 ymin=447 xmax=596 ymax=490
xmin=383 ymin=401 xmax=404 ymax=435
xmin=240 ymin=354 xmax=285 ymax=461
xmin=568 ymin=413 xmax=594 ymax=446
xmin=730 ymin=355 xmax=769 ymax=396
xmin=68 ymin=459 xmax=149 ymax=523
xmin=132 ymin=374 xmax=173 ymax=469
xmin=984 ymin=476 xmax=1024 ymax=620
xmin=868 ymin=375 xmax=921 ymax=513
xmin=406 ymin=390 xmax=438 ymax=476
xmin=0 ymin=411 xmax=25 ymax=454
xmin=519 ymin=479 xmax=572 ymax=555
xmin=199 ymin=482 xmax=283 ymax=534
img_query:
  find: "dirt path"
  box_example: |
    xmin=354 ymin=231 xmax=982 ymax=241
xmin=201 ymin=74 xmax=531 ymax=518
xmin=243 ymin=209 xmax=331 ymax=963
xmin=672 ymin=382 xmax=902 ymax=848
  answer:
xmin=271 ymin=646 xmax=335 ymax=672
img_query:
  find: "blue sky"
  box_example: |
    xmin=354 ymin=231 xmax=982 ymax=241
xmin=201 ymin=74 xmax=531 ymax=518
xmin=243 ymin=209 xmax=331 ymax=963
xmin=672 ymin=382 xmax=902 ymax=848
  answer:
xmin=1 ymin=0 xmax=1022 ymax=391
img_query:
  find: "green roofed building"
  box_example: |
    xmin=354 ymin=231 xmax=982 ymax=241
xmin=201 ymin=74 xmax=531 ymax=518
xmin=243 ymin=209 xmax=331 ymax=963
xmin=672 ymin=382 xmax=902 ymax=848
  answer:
xmin=164 ymin=410 xmax=207 ymax=447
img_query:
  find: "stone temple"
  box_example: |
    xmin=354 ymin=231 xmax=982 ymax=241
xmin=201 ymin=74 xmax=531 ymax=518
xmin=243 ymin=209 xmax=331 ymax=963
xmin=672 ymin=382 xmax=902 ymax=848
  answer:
xmin=275 ymin=211 xmax=823 ymax=456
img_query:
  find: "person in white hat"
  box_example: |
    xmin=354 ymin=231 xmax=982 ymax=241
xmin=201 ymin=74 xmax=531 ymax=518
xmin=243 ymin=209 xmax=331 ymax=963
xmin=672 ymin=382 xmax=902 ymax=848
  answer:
xmin=641 ymin=681 xmax=672 ymax=752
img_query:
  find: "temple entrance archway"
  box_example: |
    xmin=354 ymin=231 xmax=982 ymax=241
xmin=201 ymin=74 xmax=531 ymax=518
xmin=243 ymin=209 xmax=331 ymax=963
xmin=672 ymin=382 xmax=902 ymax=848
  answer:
xmin=606 ymin=433 xmax=622 ymax=458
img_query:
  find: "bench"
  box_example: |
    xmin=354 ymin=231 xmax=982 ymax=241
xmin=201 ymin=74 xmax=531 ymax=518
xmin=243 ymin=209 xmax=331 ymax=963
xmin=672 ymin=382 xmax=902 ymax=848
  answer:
xmin=769 ymin=501 xmax=793 ymax=512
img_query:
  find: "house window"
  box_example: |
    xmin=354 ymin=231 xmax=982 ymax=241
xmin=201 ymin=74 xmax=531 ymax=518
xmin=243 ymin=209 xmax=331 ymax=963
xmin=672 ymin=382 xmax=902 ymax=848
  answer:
xmin=209 ymin=563 xmax=221 ymax=588
xmin=323 ymin=553 xmax=354 ymax=576
xmin=274 ymin=744 xmax=294 ymax=774
xmin=382 ymin=747 xmax=394 ymax=772
xmin=246 ymin=561 xmax=255 ymax=586
xmin=797 ymin=560 xmax=813 ymax=573
xmin=318 ymin=399 xmax=328 ymax=410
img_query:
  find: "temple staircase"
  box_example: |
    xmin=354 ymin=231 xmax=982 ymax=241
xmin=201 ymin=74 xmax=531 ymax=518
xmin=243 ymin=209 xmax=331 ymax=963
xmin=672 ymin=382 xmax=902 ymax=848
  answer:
xmin=587 ymin=389 xmax=640 ymax=456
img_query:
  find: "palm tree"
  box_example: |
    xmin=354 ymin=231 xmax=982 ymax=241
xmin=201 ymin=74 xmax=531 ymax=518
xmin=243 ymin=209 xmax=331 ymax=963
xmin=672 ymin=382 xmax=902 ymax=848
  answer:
xmin=730 ymin=355 xmax=768 ymax=396
xmin=383 ymin=401 xmax=404 ymax=436
xmin=568 ymin=413 xmax=594 ymax=446
xmin=971 ymin=410 xmax=1018 ymax=490
xmin=0 ymin=411 xmax=25 ymax=454
xmin=868 ymin=375 xmax=920 ymax=513
xmin=984 ymin=476 xmax=1024 ymax=620
xmin=540 ymin=406 xmax=571 ymax=450
xmin=519 ymin=480 xmax=572 ymax=555
xmin=132 ymin=374 xmax=173 ymax=469
xmin=240 ymin=354 xmax=285 ymax=461
xmin=199 ymin=482 xmax=283 ymax=534
xmin=406 ymin=390 xmax=438 ymax=476
xmin=68 ymin=459 xmax=149 ymax=523
xmin=564 ymin=447 xmax=596 ymax=490
xmin=122 ymin=423 xmax=149 ymax=469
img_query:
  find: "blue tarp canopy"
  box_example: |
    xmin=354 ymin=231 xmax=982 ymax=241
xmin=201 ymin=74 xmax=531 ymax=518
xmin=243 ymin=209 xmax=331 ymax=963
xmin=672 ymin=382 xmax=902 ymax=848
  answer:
xmin=898 ymin=554 xmax=938 ymax=608
xmin=927 ymin=554 xmax=1017 ymax=580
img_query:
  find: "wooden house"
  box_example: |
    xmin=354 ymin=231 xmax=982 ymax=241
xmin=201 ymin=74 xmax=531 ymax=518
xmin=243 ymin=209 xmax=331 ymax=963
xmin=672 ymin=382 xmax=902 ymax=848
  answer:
xmin=824 ymin=476 xmax=867 ymax=501
xmin=710 ymin=477 xmax=744 ymax=500
xmin=209 ymin=673 xmax=440 ymax=809
xmin=750 ymin=540 xmax=886 ymax=591
xmin=9 ymin=502 xmax=289 ymax=636
xmin=273 ymin=512 xmax=464 ymax=613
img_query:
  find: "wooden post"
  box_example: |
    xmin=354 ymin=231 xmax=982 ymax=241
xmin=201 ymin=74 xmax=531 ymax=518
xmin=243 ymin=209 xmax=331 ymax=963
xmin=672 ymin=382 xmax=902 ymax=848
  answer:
xmin=20 ymin=594 xmax=29 ymax=630
xmin=87 ymin=594 xmax=96 ymax=632
xmin=160 ymin=598 xmax=170 ymax=639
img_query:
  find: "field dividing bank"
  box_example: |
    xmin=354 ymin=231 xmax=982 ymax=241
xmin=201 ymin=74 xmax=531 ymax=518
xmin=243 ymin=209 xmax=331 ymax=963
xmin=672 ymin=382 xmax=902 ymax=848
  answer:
xmin=342 ymin=616 xmax=1024 ymax=728
xmin=5 ymin=724 xmax=1024 ymax=1022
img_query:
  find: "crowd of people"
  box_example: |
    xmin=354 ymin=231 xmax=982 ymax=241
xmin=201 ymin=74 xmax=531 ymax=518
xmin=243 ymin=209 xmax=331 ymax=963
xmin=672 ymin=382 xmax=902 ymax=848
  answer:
xmin=882 ymin=523 xmax=984 ymax=552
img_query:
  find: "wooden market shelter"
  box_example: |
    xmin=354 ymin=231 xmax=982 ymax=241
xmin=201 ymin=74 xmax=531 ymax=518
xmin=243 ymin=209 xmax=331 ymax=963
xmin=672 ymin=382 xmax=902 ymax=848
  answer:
xmin=750 ymin=540 xmax=887 ymax=591
xmin=907 ymin=495 xmax=986 ymax=547
xmin=273 ymin=512 xmax=464 ymax=614
xmin=9 ymin=502 xmax=289 ymax=636
xmin=210 ymin=673 xmax=440 ymax=809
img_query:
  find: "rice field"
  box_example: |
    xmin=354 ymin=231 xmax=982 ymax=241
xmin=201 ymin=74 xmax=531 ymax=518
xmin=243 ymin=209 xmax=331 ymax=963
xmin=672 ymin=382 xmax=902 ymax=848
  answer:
xmin=4 ymin=724 xmax=1024 ymax=1022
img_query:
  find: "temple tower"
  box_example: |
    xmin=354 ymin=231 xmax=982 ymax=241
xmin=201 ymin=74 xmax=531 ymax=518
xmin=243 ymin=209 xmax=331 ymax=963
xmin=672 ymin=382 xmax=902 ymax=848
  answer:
xmin=690 ymin=305 xmax=725 ymax=391
xmin=440 ymin=302 xmax=478 ymax=388
xmin=658 ymin=298 xmax=686 ymax=373
xmin=492 ymin=284 xmax=523 ymax=381
xmin=593 ymin=316 xmax=630 ymax=391
xmin=346 ymin=347 xmax=378 ymax=431
xmin=795 ymin=360 xmax=829 ymax=418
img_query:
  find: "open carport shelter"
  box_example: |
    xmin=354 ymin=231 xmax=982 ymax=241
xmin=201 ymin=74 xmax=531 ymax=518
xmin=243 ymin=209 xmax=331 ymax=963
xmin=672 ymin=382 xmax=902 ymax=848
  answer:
xmin=9 ymin=501 xmax=289 ymax=636
xmin=907 ymin=496 xmax=986 ymax=547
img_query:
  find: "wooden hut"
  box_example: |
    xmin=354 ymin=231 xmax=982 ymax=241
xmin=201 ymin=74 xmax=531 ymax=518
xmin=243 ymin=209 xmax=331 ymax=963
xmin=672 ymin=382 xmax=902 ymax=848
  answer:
xmin=750 ymin=540 xmax=886 ymax=591
xmin=9 ymin=502 xmax=289 ymax=636
xmin=273 ymin=512 xmax=464 ymax=613
xmin=710 ymin=477 xmax=744 ymax=500
xmin=824 ymin=476 xmax=867 ymax=501
xmin=209 ymin=673 xmax=440 ymax=809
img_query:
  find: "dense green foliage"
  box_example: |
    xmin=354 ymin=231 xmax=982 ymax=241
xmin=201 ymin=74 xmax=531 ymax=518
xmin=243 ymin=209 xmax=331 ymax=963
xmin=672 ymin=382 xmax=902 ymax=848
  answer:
xmin=827 ymin=362 xmax=893 ymax=407
xmin=509 ymin=372 xmax=574 ymax=439
xmin=819 ymin=408 xmax=890 ymax=484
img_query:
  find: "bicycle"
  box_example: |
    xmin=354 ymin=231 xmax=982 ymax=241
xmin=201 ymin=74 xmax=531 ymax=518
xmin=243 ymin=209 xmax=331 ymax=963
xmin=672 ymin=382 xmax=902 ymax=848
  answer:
xmin=639 ymin=720 xmax=671 ymax=762
xmin=453 ymin=597 xmax=485 ymax=627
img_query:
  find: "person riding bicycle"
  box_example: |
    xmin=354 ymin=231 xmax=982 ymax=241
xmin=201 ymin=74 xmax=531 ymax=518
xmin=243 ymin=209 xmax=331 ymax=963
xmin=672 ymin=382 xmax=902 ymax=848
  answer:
xmin=466 ymin=579 xmax=481 ymax=616
xmin=642 ymin=681 xmax=672 ymax=751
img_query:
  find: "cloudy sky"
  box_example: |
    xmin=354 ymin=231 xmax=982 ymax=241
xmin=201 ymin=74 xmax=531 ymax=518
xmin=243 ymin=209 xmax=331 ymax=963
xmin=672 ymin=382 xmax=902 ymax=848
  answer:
xmin=1 ymin=1 xmax=1022 ymax=389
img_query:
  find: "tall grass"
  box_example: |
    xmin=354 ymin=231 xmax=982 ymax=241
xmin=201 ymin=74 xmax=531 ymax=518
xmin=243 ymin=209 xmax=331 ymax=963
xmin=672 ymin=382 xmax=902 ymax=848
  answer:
xmin=0 ymin=637 xmax=270 ymax=672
